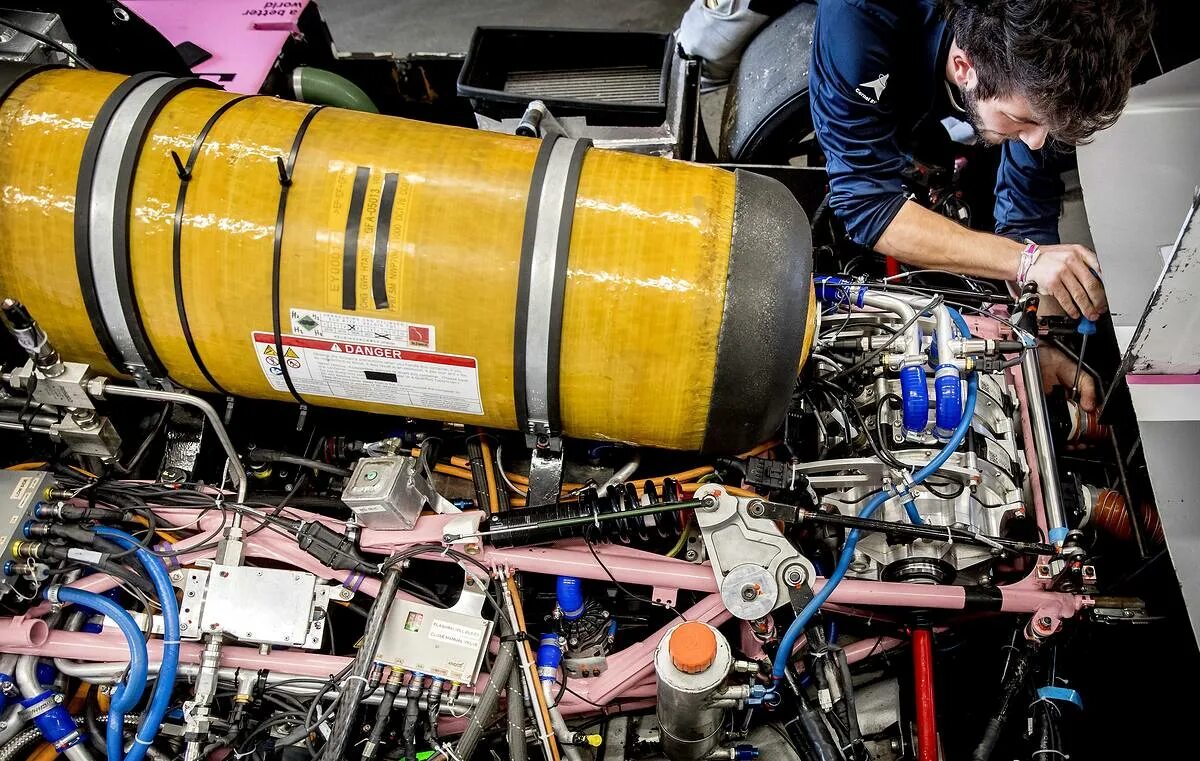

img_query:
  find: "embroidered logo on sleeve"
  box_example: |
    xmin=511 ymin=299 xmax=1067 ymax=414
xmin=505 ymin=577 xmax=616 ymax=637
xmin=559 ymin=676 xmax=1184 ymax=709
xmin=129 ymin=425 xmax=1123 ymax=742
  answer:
xmin=855 ymin=74 xmax=889 ymax=104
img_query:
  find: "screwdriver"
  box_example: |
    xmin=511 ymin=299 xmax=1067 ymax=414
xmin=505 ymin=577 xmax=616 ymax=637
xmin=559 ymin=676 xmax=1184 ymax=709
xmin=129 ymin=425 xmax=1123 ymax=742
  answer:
xmin=1070 ymin=267 xmax=1101 ymax=400
xmin=1070 ymin=315 xmax=1094 ymax=399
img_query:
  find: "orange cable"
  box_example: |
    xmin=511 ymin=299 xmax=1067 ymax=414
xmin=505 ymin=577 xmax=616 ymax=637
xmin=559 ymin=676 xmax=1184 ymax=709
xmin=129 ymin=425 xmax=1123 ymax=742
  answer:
xmin=737 ymin=439 xmax=780 ymax=459
xmin=477 ymin=430 xmax=501 ymax=514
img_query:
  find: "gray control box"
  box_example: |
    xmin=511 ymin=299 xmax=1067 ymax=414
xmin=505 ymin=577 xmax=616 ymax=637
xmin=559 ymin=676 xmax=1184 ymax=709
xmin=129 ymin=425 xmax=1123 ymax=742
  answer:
xmin=375 ymin=600 xmax=494 ymax=684
xmin=0 ymin=11 xmax=68 ymax=64
xmin=0 ymin=470 xmax=52 ymax=597
xmin=341 ymin=456 xmax=432 ymax=530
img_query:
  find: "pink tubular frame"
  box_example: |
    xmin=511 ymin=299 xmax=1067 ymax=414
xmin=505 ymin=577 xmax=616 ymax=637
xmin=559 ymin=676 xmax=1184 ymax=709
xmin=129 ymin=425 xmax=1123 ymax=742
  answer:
xmin=0 ymin=315 xmax=1089 ymax=710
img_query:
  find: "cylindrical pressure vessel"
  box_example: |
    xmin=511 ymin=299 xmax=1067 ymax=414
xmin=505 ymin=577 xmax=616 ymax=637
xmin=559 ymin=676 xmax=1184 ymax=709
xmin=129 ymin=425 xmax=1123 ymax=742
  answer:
xmin=655 ymin=621 xmax=733 ymax=761
xmin=0 ymin=65 xmax=815 ymax=451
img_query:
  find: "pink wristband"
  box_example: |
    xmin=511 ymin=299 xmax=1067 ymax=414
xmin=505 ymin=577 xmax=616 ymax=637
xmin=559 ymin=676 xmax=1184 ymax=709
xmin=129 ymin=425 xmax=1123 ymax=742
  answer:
xmin=1016 ymin=242 xmax=1040 ymax=285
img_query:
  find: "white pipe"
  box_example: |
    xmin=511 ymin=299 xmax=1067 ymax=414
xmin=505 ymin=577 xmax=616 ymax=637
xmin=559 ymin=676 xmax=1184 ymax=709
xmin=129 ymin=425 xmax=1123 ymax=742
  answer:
xmin=14 ymin=656 xmax=40 ymax=698
xmin=0 ymin=705 xmax=26 ymax=746
xmin=860 ymin=292 xmax=921 ymax=364
xmin=541 ymin=680 xmax=585 ymax=761
xmin=599 ymin=456 xmax=640 ymax=496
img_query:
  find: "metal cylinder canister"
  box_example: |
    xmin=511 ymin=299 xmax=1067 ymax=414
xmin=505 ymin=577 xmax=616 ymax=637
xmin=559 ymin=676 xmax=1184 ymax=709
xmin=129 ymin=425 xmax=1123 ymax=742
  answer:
xmin=0 ymin=65 xmax=815 ymax=451
xmin=655 ymin=621 xmax=733 ymax=760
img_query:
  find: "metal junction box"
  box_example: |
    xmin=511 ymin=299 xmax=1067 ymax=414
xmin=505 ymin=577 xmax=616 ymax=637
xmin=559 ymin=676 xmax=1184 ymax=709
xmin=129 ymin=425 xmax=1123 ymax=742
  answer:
xmin=375 ymin=600 xmax=494 ymax=684
xmin=0 ymin=470 xmax=52 ymax=597
xmin=341 ymin=456 xmax=428 ymax=530
xmin=186 ymin=565 xmax=350 ymax=648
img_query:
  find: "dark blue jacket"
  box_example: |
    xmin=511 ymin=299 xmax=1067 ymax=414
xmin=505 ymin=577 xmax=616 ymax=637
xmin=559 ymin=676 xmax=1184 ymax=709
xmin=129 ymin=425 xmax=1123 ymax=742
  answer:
xmin=809 ymin=0 xmax=1064 ymax=248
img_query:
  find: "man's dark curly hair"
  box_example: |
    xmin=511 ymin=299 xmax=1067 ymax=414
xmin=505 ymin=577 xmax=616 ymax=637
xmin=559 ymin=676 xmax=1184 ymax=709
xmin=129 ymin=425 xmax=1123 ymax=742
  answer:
xmin=943 ymin=0 xmax=1153 ymax=145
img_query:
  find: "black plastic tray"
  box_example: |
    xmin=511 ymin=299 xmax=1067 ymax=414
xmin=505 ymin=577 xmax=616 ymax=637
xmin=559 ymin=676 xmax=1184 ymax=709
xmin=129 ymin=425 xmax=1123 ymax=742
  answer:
xmin=457 ymin=27 xmax=672 ymax=127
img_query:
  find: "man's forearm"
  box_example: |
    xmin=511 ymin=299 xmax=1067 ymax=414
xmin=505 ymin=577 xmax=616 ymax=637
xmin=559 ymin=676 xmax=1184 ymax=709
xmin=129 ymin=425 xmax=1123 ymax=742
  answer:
xmin=875 ymin=200 xmax=1023 ymax=281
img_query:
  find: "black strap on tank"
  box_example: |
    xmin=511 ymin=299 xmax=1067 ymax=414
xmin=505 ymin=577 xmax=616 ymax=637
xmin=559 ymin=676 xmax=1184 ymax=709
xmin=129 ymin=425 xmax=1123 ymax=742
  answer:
xmin=271 ymin=105 xmax=326 ymax=406
xmin=512 ymin=134 xmax=560 ymax=440
xmin=112 ymin=77 xmax=215 ymax=381
xmin=371 ymin=172 xmax=400 ymax=309
xmin=74 ymin=72 xmax=161 ymax=371
xmin=169 ymin=93 xmax=257 ymax=396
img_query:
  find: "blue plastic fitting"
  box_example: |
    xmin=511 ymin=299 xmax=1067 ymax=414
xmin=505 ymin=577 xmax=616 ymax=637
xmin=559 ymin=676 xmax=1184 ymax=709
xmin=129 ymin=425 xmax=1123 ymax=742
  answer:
xmin=21 ymin=691 xmax=83 ymax=751
xmin=35 ymin=661 xmax=55 ymax=687
xmin=537 ymin=634 xmax=563 ymax=682
xmin=934 ymin=364 xmax=963 ymax=439
xmin=899 ymin=365 xmax=929 ymax=433
xmin=813 ymin=275 xmax=866 ymax=307
xmin=1036 ymin=685 xmax=1084 ymax=710
xmin=734 ymin=744 xmax=761 ymax=760
xmin=555 ymin=576 xmax=586 ymax=621
xmin=3 ymin=561 xmax=15 ymax=576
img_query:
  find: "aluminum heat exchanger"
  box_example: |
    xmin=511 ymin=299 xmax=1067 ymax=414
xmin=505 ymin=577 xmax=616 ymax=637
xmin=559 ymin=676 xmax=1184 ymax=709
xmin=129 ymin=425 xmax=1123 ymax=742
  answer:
xmin=0 ymin=65 xmax=815 ymax=452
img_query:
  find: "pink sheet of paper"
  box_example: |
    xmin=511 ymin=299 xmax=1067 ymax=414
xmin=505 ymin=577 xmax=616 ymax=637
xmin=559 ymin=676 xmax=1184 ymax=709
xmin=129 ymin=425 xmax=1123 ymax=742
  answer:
xmin=124 ymin=0 xmax=311 ymax=93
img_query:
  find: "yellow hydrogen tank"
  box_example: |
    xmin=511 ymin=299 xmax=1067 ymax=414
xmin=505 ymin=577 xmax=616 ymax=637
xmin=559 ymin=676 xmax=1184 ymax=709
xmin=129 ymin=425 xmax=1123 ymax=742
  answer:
xmin=0 ymin=67 xmax=813 ymax=451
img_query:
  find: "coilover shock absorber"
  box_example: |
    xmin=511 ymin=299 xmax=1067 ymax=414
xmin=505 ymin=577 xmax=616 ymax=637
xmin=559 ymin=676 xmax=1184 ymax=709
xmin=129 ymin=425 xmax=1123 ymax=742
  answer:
xmin=486 ymin=479 xmax=690 ymax=548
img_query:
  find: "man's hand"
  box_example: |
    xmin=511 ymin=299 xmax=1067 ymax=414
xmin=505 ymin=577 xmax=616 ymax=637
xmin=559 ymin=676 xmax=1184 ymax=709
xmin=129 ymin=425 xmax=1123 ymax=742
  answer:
xmin=1038 ymin=345 xmax=1097 ymax=411
xmin=1026 ymin=244 xmax=1106 ymax=322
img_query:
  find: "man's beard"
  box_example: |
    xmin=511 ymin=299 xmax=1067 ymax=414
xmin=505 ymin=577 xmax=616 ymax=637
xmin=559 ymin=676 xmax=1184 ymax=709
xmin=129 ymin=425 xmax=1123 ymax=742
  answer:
xmin=961 ymin=87 xmax=1007 ymax=146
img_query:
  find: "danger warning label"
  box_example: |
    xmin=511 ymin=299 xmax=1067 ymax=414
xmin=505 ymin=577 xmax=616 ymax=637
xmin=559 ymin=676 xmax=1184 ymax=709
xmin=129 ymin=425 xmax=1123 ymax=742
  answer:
xmin=251 ymin=333 xmax=483 ymax=416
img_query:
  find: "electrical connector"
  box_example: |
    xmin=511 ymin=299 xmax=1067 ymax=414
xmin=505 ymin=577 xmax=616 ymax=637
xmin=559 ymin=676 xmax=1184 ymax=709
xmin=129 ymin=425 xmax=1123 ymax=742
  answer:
xmin=295 ymin=521 xmax=375 ymax=573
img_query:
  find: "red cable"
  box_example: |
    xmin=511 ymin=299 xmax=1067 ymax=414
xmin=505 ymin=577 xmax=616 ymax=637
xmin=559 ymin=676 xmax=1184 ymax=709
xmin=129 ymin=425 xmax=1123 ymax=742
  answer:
xmin=912 ymin=626 xmax=938 ymax=761
xmin=886 ymin=255 xmax=902 ymax=278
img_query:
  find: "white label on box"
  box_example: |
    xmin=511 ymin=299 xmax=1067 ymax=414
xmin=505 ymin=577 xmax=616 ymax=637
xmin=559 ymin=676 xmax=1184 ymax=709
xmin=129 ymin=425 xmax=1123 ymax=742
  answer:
xmin=289 ymin=308 xmax=436 ymax=351
xmin=428 ymin=619 xmax=486 ymax=649
xmin=252 ymin=333 xmax=483 ymax=416
xmin=9 ymin=475 xmax=37 ymax=505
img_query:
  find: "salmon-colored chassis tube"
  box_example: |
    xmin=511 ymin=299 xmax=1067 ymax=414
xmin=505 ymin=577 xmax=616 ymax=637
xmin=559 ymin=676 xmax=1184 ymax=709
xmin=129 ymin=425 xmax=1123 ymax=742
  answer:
xmin=0 ymin=504 xmax=1086 ymax=722
xmin=0 ymin=316 xmax=1086 ymax=721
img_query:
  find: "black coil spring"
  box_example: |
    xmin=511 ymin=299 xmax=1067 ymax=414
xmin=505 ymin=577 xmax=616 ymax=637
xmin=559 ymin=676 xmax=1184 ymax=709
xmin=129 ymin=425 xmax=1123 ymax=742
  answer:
xmin=487 ymin=478 xmax=685 ymax=548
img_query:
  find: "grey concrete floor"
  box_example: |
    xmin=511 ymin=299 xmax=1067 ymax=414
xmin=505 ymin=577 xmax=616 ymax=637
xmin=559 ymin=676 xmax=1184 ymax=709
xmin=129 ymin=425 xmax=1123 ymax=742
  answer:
xmin=317 ymin=0 xmax=690 ymax=55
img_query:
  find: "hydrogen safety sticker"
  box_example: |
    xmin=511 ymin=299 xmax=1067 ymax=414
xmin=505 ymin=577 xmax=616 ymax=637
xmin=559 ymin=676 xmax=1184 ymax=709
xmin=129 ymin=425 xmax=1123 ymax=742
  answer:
xmin=289 ymin=308 xmax=436 ymax=351
xmin=251 ymin=332 xmax=483 ymax=416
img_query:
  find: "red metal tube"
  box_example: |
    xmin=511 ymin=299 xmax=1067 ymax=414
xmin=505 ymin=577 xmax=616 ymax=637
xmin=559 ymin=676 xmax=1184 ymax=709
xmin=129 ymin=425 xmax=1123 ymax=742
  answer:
xmin=912 ymin=626 xmax=938 ymax=761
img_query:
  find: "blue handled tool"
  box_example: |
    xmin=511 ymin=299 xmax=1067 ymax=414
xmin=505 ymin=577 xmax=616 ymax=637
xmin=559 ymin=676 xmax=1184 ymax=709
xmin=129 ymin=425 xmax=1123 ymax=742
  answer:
xmin=1070 ymin=269 xmax=1100 ymax=399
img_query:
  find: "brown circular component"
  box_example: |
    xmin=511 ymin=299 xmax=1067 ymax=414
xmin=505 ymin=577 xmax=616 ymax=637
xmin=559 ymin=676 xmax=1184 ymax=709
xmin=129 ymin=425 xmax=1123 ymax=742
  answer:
xmin=669 ymin=622 xmax=718 ymax=674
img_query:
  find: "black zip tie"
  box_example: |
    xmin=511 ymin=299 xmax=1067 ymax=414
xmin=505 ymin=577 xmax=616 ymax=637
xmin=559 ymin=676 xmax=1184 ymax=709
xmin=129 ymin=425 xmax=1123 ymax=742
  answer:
xmin=170 ymin=150 xmax=189 ymax=181
xmin=275 ymin=155 xmax=291 ymax=186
